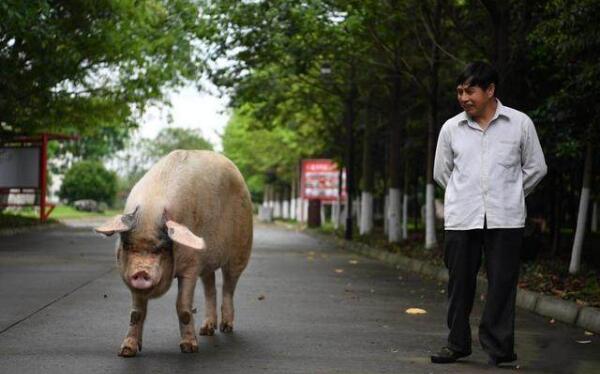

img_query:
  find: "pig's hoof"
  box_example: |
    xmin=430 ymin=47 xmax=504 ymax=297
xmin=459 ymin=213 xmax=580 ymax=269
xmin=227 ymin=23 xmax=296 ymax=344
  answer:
xmin=179 ymin=339 xmax=199 ymax=353
xmin=118 ymin=337 xmax=140 ymax=357
xmin=199 ymin=321 xmax=216 ymax=336
xmin=220 ymin=321 xmax=234 ymax=333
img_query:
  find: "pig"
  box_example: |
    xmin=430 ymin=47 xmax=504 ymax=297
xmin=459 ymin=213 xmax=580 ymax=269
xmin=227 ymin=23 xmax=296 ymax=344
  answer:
xmin=95 ymin=150 xmax=253 ymax=357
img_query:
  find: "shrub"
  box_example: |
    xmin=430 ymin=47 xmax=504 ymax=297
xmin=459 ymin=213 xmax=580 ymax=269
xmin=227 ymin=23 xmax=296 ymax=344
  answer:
xmin=59 ymin=160 xmax=117 ymax=205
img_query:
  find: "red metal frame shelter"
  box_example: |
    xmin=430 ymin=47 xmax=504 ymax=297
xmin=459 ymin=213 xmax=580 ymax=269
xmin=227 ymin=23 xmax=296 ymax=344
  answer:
xmin=0 ymin=133 xmax=78 ymax=222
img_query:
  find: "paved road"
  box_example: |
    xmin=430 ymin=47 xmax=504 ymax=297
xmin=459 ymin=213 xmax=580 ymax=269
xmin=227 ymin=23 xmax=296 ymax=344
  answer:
xmin=0 ymin=222 xmax=599 ymax=373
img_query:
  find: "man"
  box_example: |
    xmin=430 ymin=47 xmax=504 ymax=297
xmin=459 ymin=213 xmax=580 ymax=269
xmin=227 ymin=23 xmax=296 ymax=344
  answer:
xmin=431 ymin=62 xmax=547 ymax=366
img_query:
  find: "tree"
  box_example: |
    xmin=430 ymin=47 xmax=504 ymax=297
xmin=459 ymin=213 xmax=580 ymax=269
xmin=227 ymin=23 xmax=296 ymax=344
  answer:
xmin=1 ymin=0 xmax=205 ymax=158
xmin=531 ymin=0 xmax=600 ymax=273
xmin=59 ymin=160 xmax=117 ymax=204
xmin=143 ymin=127 xmax=214 ymax=162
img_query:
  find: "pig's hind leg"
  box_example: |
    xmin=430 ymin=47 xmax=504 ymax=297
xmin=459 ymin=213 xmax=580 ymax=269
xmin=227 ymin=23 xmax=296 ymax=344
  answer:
xmin=176 ymin=276 xmax=199 ymax=353
xmin=220 ymin=266 xmax=241 ymax=333
xmin=119 ymin=294 xmax=147 ymax=357
xmin=199 ymin=271 xmax=217 ymax=336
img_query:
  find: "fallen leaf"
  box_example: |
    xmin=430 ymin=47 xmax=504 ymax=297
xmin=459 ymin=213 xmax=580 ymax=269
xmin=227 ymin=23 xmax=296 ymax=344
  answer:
xmin=576 ymin=340 xmax=592 ymax=344
xmin=349 ymin=260 xmax=358 ymax=265
xmin=308 ymin=251 xmax=316 ymax=256
xmin=405 ymin=307 xmax=427 ymax=315
xmin=585 ymin=331 xmax=594 ymax=336
xmin=307 ymin=256 xmax=314 ymax=261
xmin=258 ymin=295 xmax=265 ymax=301
xmin=334 ymin=268 xmax=344 ymax=273
xmin=549 ymin=319 xmax=556 ymax=324
xmin=440 ymin=290 xmax=446 ymax=294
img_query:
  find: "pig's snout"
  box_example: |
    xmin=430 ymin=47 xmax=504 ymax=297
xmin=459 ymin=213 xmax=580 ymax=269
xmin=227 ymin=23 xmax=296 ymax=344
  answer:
xmin=130 ymin=271 xmax=153 ymax=290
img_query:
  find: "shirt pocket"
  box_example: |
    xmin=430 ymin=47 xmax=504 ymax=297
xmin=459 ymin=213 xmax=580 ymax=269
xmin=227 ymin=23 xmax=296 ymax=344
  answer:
xmin=495 ymin=141 xmax=520 ymax=168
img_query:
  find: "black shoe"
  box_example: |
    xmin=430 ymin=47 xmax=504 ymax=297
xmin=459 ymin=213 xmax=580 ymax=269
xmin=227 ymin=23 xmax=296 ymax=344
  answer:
xmin=430 ymin=347 xmax=470 ymax=364
xmin=488 ymin=353 xmax=517 ymax=366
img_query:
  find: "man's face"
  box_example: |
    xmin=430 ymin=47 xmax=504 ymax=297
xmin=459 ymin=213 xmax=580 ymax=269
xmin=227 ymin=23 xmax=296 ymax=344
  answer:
xmin=456 ymin=83 xmax=495 ymax=118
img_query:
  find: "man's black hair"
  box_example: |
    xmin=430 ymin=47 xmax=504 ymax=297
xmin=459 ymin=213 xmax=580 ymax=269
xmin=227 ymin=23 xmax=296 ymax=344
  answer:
xmin=456 ymin=61 xmax=499 ymax=94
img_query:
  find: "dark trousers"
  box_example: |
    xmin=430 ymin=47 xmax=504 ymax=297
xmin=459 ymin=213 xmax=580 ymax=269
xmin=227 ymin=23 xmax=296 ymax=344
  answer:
xmin=444 ymin=224 xmax=523 ymax=359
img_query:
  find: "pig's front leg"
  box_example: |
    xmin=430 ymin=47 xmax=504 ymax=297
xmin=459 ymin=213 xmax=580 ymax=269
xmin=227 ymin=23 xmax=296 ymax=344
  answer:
xmin=119 ymin=294 xmax=147 ymax=357
xmin=176 ymin=276 xmax=199 ymax=353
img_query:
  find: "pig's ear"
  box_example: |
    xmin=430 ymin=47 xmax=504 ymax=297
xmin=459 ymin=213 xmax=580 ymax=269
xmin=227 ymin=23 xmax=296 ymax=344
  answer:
xmin=95 ymin=207 xmax=138 ymax=236
xmin=165 ymin=220 xmax=206 ymax=251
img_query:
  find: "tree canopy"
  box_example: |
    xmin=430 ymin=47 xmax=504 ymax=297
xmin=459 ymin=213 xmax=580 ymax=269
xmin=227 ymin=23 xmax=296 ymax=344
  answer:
xmin=1 ymin=0 xmax=205 ymax=158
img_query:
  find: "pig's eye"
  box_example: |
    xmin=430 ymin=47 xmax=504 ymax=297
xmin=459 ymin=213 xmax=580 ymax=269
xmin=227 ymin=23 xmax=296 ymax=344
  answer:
xmin=151 ymin=246 xmax=165 ymax=254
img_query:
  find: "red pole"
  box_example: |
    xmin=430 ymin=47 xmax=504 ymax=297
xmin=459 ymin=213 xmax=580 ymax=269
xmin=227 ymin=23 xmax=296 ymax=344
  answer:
xmin=40 ymin=134 xmax=48 ymax=222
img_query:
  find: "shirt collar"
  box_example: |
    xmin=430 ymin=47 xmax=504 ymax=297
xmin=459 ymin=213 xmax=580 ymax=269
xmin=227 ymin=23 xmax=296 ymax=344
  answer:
xmin=458 ymin=99 xmax=510 ymax=126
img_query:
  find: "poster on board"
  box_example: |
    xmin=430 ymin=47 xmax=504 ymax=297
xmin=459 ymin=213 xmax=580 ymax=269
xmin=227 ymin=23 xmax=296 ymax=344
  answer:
xmin=0 ymin=147 xmax=41 ymax=189
xmin=301 ymin=159 xmax=346 ymax=202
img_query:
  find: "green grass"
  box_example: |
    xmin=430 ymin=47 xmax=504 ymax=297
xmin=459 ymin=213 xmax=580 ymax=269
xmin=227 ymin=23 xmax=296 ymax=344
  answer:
xmin=0 ymin=212 xmax=57 ymax=229
xmin=49 ymin=205 xmax=121 ymax=219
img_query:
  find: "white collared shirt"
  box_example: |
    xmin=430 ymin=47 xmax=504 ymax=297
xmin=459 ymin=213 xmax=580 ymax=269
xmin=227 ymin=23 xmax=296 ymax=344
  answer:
xmin=433 ymin=100 xmax=547 ymax=230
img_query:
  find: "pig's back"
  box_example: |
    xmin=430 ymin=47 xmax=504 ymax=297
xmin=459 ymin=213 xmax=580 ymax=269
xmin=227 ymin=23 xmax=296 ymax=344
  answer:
xmin=127 ymin=150 xmax=253 ymax=272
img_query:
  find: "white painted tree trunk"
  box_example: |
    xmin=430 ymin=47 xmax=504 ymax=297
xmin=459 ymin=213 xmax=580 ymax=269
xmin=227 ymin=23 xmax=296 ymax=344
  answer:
xmin=273 ymin=192 xmax=281 ymax=218
xmin=402 ymin=192 xmax=409 ymax=240
xmin=320 ymin=203 xmax=326 ymax=225
xmin=383 ymin=194 xmax=389 ymax=235
xmin=290 ymin=198 xmax=296 ymax=220
xmin=282 ymin=200 xmax=290 ymax=219
xmin=302 ymin=200 xmax=308 ymax=222
xmin=359 ymin=191 xmax=373 ymax=235
xmin=298 ymin=198 xmax=302 ymax=222
xmin=592 ymin=201 xmax=598 ymax=233
xmin=569 ymin=186 xmax=591 ymax=274
xmin=262 ymin=186 xmax=269 ymax=208
xmin=388 ymin=188 xmax=401 ymax=243
xmin=425 ymin=183 xmax=437 ymax=249
xmin=331 ymin=201 xmax=339 ymax=229
xmin=569 ymin=144 xmax=593 ymax=274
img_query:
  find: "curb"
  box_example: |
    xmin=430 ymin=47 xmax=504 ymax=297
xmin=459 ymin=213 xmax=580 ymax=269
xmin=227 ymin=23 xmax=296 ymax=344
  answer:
xmin=309 ymin=230 xmax=600 ymax=335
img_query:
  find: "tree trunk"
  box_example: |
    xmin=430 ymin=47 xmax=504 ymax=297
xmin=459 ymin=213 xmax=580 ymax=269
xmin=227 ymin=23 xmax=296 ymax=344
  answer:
xmin=425 ymin=0 xmax=441 ymax=250
xmin=592 ymin=200 xmax=598 ymax=233
xmin=402 ymin=158 xmax=409 ymax=240
xmin=262 ymin=184 xmax=269 ymax=207
xmin=551 ymin=177 xmax=562 ymax=256
xmin=383 ymin=193 xmax=389 ymax=235
xmin=388 ymin=76 xmax=403 ymax=243
xmin=344 ymin=77 xmax=357 ymax=240
xmin=388 ymin=119 xmax=402 ymax=243
xmin=282 ymin=185 xmax=290 ymax=219
xmin=290 ymin=178 xmax=297 ymax=220
xmin=569 ymin=143 xmax=593 ymax=274
xmin=273 ymin=187 xmax=281 ymax=218
xmin=360 ymin=111 xmax=374 ymax=235
xmin=480 ymin=0 xmax=513 ymax=104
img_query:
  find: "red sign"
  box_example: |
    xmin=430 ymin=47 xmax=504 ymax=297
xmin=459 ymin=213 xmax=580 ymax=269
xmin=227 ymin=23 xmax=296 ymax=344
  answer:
xmin=301 ymin=159 xmax=346 ymax=201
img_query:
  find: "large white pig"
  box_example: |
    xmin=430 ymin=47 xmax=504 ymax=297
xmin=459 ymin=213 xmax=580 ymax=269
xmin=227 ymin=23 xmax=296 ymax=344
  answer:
xmin=96 ymin=150 xmax=253 ymax=357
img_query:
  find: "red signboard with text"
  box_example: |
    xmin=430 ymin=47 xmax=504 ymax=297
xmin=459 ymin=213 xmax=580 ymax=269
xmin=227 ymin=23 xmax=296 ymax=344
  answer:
xmin=301 ymin=159 xmax=346 ymax=202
